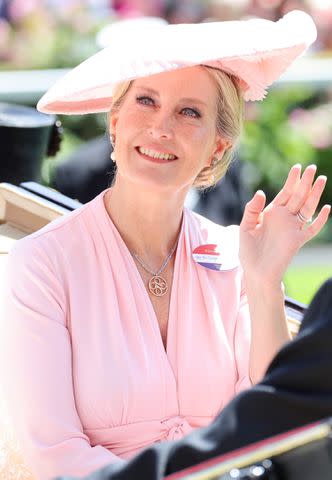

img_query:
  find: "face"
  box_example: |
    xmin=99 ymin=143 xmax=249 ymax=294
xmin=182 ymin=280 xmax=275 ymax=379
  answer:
xmin=110 ymin=66 xmax=227 ymax=193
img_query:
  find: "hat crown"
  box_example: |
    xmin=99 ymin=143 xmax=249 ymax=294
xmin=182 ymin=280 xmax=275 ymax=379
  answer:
xmin=37 ymin=10 xmax=317 ymax=115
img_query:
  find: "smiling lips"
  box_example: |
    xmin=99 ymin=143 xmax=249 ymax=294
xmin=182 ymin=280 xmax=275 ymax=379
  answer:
xmin=136 ymin=146 xmax=177 ymax=162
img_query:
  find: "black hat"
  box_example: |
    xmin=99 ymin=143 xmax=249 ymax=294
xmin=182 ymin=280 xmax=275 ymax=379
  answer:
xmin=0 ymin=102 xmax=61 ymax=185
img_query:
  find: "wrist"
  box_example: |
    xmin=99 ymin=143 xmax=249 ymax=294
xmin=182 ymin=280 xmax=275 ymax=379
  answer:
xmin=244 ymin=274 xmax=284 ymax=297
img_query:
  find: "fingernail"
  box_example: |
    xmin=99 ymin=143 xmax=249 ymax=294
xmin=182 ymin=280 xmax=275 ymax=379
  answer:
xmin=324 ymin=205 xmax=331 ymax=214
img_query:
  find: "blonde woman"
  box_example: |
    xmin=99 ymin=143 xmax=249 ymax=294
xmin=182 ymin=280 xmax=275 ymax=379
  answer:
xmin=0 ymin=10 xmax=329 ymax=480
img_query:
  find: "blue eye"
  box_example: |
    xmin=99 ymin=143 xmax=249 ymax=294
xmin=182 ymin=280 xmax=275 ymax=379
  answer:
xmin=137 ymin=96 xmax=154 ymax=106
xmin=181 ymin=107 xmax=201 ymax=119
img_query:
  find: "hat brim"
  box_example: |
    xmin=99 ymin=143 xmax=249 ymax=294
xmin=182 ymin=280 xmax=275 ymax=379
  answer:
xmin=37 ymin=10 xmax=317 ymax=115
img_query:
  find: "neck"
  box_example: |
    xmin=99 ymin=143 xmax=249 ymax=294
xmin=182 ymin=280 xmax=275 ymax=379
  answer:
xmin=104 ymin=177 xmax=186 ymax=265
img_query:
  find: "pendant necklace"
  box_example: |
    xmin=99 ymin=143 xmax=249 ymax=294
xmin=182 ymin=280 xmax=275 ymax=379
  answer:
xmin=132 ymin=238 xmax=179 ymax=297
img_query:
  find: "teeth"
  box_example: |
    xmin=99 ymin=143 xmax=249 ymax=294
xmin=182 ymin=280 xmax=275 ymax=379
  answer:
xmin=138 ymin=147 xmax=176 ymax=160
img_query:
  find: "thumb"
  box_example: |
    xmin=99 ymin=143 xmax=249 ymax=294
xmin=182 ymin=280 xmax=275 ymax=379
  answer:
xmin=240 ymin=190 xmax=266 ymax=231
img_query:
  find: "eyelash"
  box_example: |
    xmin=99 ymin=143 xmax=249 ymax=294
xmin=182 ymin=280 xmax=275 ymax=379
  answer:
xmin=136 ymin=96 xmax=201 ymax=119
xmin=137 ymin=96 xmax=154 ymax=106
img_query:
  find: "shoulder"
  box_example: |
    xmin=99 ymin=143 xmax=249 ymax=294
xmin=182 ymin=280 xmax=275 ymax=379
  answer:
xmin=186 ymin=208 xmax=239 ymax=243
xmin=8 ymin=190 xmax=105 ymax=266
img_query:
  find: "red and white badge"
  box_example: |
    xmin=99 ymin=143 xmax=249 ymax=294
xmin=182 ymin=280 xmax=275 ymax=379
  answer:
xmin=192 ymin=243 xmax=239 ymax=271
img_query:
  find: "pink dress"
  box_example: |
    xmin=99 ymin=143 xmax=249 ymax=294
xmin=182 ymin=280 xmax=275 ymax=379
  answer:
xmin=0 ymin=188 xmax=251 ymax=479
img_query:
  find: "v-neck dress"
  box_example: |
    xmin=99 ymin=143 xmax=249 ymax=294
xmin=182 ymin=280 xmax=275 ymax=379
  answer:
xmin=0 ymin=188 xmax=252 ymax=479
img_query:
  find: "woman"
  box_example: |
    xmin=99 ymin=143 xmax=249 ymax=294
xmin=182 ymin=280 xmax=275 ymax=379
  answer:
xmin=0 ymin=10 xmax=330 ymax=480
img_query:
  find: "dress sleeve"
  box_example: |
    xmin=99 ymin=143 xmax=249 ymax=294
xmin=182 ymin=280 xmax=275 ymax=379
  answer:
xmin=234 ymin=289 xmax=253 ymax=394
xmin=0 ymin=239 xmax=121 ymax=479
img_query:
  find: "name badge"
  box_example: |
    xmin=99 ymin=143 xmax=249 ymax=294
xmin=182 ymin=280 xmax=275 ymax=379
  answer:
xmin=192 ymin=244 xmax=239 ymax=271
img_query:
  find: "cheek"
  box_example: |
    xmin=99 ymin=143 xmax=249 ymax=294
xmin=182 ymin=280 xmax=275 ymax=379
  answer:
xmin=122 ymin=107 xmax=150 ymax=128
xmin=114 ymin=108 xmax=147 ymax=137
xmin=177 ymin=123 xmax=202 ymax=141
xmin=187 ymin=126 xmax=216 ymax=154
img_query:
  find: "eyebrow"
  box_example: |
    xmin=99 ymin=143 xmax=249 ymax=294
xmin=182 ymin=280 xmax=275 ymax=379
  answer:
xmin=135 ymin=86 xmax=208 ymax=107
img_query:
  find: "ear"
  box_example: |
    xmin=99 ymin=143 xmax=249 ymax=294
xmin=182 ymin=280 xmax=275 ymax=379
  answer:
xmin=109 ymin=111 xmax=119 ymax=140
xmin=209 ymin=137 xmax=232 ymax=166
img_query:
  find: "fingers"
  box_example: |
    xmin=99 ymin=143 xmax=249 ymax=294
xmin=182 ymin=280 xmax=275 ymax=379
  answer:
xmin=241 ymin=190 xmax=266 ymax=231
xmin=274 ymin=164 xmax=327 ymax=229
xmin=303 ymin=204 xmax=331 ymax=243
xmin=287 ymin=164 xmax=317 ymax=214
xmin=297 ymin=175 xmax=327 ymax=222
xmin=273 ymin=164 xmax=302 ymax=206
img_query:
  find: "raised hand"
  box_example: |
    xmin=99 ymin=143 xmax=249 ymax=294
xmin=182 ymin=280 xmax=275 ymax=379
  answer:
xmin=239 ymin=164 xmax=330 ymax=287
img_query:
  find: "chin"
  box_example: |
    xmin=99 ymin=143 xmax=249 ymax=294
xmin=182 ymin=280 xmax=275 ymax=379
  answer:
xmin=124 ymin=168 xmax=189 ymax=194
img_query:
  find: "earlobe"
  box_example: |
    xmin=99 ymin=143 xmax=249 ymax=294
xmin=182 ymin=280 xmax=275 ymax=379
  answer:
xmin=213 ymin=139 xmax=232 ymax=161
xmin=108 ymin=113 xmax=117 ymax=149
xmin=109 ymin=112 xmax=118 ymax=139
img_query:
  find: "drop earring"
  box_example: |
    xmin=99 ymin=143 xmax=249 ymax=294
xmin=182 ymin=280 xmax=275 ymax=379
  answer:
xmin=210 ymin=156 xmax=218 ymax=184
xmin=110 ymin=134 xmax=116 ymax=162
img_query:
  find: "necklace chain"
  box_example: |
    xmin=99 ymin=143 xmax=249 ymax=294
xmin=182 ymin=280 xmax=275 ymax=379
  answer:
xmin=131 ymin=236 xmax=179 ymax=297
xmin=132 ymin=239 xmax=178 ymax=276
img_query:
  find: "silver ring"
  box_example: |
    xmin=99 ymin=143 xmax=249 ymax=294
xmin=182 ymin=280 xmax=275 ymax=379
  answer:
xmin=296 ymin=211 xmax=312 ymax=224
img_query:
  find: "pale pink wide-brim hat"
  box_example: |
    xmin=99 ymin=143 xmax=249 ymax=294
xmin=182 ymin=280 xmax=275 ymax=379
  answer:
xmin=37 ymin=10 xmax=317 ymax=115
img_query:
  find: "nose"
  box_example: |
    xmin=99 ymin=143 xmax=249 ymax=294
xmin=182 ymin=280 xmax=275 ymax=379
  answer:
xmin=147 ymin=111 xmax=174 ymax=140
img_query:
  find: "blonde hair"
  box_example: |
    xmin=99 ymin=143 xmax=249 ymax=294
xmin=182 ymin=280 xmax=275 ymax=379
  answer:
xmin=108 ymin=66 xmax=244 ymax=189
xmin=109 ymin=81 xmax=133 ymax=114
xmin=194 ymin=66 xmax=244 ymax=189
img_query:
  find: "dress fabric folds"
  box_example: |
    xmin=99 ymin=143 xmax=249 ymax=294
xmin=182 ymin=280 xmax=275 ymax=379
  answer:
xmin=0 ymin=188 xmax=251 ymax=479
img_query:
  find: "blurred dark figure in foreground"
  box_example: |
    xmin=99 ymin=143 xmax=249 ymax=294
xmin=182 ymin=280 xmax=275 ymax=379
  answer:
xmin=52 ymin=135 xmax=250 ymax=225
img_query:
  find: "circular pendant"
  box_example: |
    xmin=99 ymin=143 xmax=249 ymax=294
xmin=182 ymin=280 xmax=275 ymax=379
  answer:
xmin=148 ymin=275 xmax=168 ymax=297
